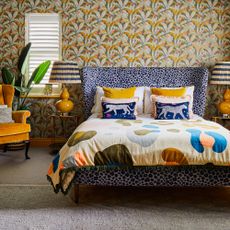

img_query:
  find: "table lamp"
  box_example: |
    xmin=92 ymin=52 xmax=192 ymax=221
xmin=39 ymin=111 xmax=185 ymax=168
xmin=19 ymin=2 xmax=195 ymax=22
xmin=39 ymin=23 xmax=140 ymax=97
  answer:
xmin=49 ymin=61 xmax=81 ymax=114
xmin=210 ymin=61 xmax=230 ymax=118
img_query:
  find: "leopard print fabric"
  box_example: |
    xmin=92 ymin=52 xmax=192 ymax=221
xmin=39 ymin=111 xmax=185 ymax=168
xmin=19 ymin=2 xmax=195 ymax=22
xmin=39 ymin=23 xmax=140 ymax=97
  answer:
xmin=74 ymin=166 xmax=230 ymax=187
xmin=80 ymin=67 xmax=209 ymax=119
xmin=76 ymin=67 xmax=230 ymax=188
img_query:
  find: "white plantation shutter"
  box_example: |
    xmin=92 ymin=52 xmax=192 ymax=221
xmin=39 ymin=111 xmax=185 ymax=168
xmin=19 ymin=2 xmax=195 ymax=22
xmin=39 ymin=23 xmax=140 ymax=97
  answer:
xmin=26 ymin=13 xmax=61 ymax=85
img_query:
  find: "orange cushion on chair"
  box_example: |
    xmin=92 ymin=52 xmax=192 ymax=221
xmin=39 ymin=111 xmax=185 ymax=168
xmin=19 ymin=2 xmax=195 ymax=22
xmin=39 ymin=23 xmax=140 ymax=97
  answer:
xmin=0 ymin=84 xmax=15 ymax=107
xmin=0 ymin=133 xmax=29 ymax=145
xmin=0 ymin=85 xmax=4 ymax=105
xmin=0 ymin=123 xmax=31 ymax=137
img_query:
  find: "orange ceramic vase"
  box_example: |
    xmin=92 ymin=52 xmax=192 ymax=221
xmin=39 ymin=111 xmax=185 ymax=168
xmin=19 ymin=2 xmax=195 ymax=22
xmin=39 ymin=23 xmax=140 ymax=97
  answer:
xmin=55 ymin=87 xmax=74 ymax=113
xmin=219 ymin=89 xmax=230 ymax=115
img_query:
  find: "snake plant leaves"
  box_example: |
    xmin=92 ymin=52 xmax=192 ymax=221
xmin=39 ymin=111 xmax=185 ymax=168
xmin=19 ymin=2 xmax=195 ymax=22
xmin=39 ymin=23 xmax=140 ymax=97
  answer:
xmin=1 ymin=67 xmax=15 ymax=85
xmin=18 ymin=42 xmax=31 ymax=75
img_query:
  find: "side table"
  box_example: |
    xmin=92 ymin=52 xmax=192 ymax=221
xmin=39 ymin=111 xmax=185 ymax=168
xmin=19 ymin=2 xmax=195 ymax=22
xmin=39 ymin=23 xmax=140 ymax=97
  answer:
xmin=48 ymin=113 xmax=79 ymax=155
xmin=212 ymin=116 xmax=230 ymax=129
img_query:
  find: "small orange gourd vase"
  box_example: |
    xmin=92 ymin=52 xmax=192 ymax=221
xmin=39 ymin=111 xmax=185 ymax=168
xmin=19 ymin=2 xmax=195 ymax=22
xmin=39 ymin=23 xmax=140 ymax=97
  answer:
xmin=55 ymin=86 xmax=74 ymax=114
xmin=219 ymin=89 xmax=230 ymax=116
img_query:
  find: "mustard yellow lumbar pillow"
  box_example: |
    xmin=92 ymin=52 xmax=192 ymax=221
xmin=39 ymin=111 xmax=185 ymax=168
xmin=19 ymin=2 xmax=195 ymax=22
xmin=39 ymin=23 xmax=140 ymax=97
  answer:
xmin=103 ymin=87 xmax=136 ymax=99
xmin=151 ymin=87 xmax=186 ymax=97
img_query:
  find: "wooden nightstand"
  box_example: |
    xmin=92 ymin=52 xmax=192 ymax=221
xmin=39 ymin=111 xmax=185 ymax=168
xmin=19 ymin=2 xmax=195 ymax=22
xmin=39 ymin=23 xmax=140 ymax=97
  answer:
xmin=212 ymin=116 xmax=230 ymax=129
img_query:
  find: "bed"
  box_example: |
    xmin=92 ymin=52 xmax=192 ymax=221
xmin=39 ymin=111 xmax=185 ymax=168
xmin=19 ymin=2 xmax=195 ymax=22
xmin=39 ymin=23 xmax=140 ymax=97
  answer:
xmin=47 ymin=67 xmax=230 ymax=202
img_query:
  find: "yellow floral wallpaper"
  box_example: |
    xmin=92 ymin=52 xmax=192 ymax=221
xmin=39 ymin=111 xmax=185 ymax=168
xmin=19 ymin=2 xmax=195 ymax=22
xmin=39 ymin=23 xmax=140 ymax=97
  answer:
xmin=0 ymin=0 xmax=230 ymax=137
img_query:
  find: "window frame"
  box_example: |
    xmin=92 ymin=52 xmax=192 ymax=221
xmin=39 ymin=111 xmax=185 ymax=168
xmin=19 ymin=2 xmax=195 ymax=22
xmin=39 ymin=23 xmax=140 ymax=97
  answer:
xmin=25 ymin=13 xmax=62 ymax=97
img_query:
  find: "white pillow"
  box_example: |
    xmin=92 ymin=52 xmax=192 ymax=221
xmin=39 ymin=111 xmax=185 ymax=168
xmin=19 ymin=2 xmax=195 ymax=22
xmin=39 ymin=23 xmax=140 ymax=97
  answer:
xmin=144 ymin=86 xmax=194 ymax=114
xmin=91 ymin=86 xmax=104 ymax=114
xmin=91 ymin=86 xmax=145 ymax=115
xmin=0 ymin=107 xmax=14 ymax=123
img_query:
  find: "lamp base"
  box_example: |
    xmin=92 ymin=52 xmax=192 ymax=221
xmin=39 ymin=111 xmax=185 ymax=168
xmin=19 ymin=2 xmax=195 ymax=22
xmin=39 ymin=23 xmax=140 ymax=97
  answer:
xmin=219 ymin=89 xmax=230 ymax=116
xmin=55 ymin=86 xmax=74 ymax=113
xmin=55 ymin=99 xmax=74 ymax=114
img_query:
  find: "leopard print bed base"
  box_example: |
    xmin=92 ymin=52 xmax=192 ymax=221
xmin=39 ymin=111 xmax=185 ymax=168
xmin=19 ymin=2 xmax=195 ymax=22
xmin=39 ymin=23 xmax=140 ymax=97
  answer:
xmin=74 ymin=166 xmax=230 ymax=187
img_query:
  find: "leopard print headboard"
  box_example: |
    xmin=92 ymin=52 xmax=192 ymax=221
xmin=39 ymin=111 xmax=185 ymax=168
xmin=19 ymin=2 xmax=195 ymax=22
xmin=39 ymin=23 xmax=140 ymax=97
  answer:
xmin=81 ymin=67 xmax=208 ymax=119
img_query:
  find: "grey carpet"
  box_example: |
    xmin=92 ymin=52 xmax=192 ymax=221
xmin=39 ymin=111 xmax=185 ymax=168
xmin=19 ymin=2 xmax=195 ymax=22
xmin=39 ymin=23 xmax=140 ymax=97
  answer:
xmin=0 ymin=147 xmax=53 ymax=184
xmin=0 ymin=148 xmax=230 ymax=229
xmin=0 ymin=185 xmax=230 ymax=230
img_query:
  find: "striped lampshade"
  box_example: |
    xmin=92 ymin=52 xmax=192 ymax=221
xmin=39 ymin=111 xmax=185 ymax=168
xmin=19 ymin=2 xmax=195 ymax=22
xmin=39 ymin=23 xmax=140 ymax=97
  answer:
xmin=210 ymin=61 xmax=230 ymax=85
xmin=49 ymin=61 xmax=81 ymax=83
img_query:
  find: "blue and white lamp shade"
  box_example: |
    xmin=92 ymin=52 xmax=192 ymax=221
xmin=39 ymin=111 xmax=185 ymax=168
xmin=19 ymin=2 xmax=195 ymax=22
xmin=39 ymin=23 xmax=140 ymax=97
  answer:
xmin=210 ymin=61 xmax=230 ymax=85
xmin=49 ymin=61 xmax=81 ymax=83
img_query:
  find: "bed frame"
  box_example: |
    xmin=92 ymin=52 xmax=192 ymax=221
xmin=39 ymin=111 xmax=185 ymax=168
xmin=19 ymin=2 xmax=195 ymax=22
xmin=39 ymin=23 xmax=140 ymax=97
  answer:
xmin=72 ymin=67 xmax=230 ymax=203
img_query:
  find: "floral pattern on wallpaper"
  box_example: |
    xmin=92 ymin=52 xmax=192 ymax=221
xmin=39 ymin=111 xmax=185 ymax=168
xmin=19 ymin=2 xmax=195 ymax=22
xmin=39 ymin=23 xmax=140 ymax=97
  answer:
xmin=0 ymin=0 xmax=230 ymax=137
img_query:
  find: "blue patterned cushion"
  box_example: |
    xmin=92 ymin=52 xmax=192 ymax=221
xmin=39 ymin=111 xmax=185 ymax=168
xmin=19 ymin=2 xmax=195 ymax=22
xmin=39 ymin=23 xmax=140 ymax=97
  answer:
xmin=102 ymin=101 xmax=136 ymax=119
xmin=156 ymin=101 xmax=190 ymax=120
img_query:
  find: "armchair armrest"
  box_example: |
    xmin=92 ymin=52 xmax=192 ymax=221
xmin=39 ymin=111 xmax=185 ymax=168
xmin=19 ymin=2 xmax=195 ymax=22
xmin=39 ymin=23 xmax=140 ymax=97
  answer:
xmin=12 ymin=110 xmax=31 ymax=124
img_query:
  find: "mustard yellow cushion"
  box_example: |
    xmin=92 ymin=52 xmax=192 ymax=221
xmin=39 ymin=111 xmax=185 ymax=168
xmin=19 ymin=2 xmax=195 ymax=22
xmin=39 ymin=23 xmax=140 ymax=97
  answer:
xmin=151 ymin=87 xmax=186 ymax=97
xmin=2 ymin=84 xmax=14 ymax=108
xmin=0 ymin=133 xmax=29 ymax=144
xmin=0 ymin=123 xmax=31 ymax=137
xmin=0 ymin=85 xmax=4 ymax=105
xmin=103 ymin=87 xmax=136 ymax=99
xmin=0 ymin=84 xmax=14 ymax=107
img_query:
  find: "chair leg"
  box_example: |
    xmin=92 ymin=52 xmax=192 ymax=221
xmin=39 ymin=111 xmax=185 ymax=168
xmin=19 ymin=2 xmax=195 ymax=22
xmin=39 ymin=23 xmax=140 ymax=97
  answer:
xmin=24 ymin=140 xmax=30 ymax=160
xmin=3 ymin=144 xmax=7 ymax=152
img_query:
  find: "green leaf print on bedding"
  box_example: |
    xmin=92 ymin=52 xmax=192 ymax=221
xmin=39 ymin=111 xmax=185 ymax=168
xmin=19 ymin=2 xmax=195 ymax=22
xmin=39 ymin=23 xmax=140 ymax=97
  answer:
xmin=68 ymin=131 xmax=97 ymax=147
xmin=94 ymin=144 xmax=133 ymax=166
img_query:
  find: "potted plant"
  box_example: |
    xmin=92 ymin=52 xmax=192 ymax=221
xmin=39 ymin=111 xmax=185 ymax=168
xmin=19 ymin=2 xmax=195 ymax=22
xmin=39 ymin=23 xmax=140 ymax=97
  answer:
xmin=1 ymin=42 xmax=51 ymax=110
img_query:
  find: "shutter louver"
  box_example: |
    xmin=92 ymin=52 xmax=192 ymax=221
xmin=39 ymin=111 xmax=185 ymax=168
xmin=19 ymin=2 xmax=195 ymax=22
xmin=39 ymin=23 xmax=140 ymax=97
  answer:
xmin=26 ymin=14 xmax=61 ymax=85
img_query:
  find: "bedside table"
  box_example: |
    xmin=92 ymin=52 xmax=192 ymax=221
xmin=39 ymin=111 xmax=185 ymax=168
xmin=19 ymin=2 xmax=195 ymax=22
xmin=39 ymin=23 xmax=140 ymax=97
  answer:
xmin=48 ymin=113 xmax=79 ymax=155
xmin=212 ymin=116 xmax=230 ymax=129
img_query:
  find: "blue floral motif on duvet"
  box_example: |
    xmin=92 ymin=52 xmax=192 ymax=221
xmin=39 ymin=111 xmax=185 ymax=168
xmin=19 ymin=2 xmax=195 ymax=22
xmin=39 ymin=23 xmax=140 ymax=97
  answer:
xmin=102 ymin=102 xmax=136 ymax=120
xmin=156 ymin=102 xmax=189 ymax=120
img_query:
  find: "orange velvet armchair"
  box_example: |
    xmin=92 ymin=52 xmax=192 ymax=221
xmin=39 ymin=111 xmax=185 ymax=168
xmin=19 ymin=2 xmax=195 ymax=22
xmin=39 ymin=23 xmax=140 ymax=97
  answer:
xmin=0 ymin=84 xmax=31 ymax=159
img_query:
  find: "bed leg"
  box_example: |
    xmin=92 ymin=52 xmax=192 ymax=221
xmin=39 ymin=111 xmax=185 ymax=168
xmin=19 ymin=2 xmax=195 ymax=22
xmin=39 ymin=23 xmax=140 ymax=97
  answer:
xmin=73 ymin=184 xmax=80 ymax=204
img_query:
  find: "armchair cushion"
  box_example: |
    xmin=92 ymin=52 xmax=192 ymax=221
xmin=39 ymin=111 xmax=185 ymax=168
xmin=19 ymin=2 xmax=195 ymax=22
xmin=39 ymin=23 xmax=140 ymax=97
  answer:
xmin=0 ymin=85 xmax=4 ymax=105
xmin=0 ymin=123 xmax=31 ymax=137
xmin=12 ymin=110 xmax=31 ymax=124
xmin=0 ymin=84 xmax=14 ymax=108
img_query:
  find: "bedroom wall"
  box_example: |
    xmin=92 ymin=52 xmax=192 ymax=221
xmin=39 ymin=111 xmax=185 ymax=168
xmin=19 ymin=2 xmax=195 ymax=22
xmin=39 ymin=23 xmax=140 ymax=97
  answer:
xmin=0 ymin=0 xmax=230 ymax=137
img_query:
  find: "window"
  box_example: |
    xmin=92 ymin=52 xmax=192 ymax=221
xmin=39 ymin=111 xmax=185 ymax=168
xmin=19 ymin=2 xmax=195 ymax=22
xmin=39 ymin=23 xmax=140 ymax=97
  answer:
xmin=25 ymin=13 xmax=62 ymax=96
